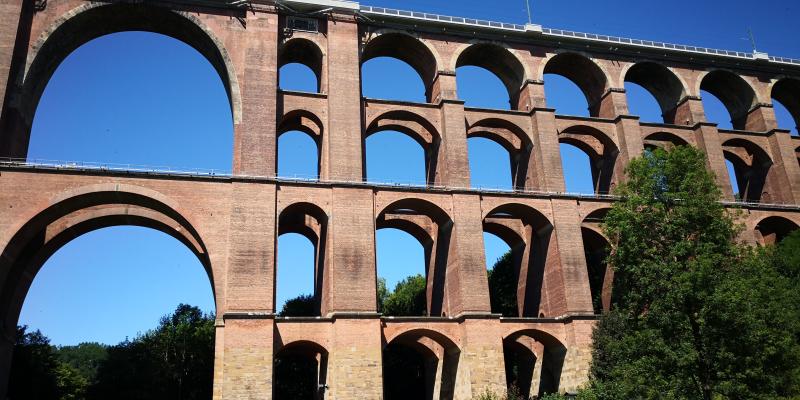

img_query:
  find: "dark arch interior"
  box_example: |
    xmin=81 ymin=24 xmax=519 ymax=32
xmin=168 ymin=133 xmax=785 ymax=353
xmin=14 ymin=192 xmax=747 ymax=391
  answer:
xmin=722 ymin=139 xmax=772 ymax=202
xmin=483 ymin=204 xmax=554 ymax=317
xmin=383 ymin=332 xmax=459 ymax=400
xmin=543 ymin=53 xmax=608 ymax=117
xmin=362 ymin=33 xmax=437 ymax=102
xmin=624 ymin=62 xmax=685 ymax=124
xmin=755 ymin=216 xmax=799 ymax=245
xmin=456 ymin=44 xmax=525 ymax=110
xmin=273 ymin=342 xmax=328 ymax=400
xmin=581 ymin=227 xmax=611 ymax=314
xmin=700 ymin=70 xmax=756 ymax=130
xmin=279 ymin=38 xmax=323 ymax=93
xmin=503 ymin=332 xmax=566 ymax=397
xmin=771 ymin=79 xmax=800 ymax=136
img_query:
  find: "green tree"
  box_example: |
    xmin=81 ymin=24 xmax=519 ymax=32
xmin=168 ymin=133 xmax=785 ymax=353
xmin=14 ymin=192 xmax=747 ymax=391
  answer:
xmin=488 ymin=251 xmax=518 ymax=317
xmin=8 ymin=326 xmax=60 ymax=400
xmin=382 ymin=275 xmax=427 ymax=316
xmin=279 ymin=294 xmax=317 ymax=316
xmin=377 ymin=277 xmax=389 ymax=314
xmin=88 ymin=304 xmax=215 ymax=400
xmin=587 ymin=146 xmax=800 ymax=399
xmin=57 ymin=342 xmax=107 ymax=383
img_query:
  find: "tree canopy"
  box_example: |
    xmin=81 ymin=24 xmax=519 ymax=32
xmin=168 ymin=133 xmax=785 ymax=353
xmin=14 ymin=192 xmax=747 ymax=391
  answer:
xmin=584 ymin=146 xmax=800 ymax=399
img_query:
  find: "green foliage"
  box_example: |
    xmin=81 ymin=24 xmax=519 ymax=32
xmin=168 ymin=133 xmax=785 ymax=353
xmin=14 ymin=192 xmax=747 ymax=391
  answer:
xmin=57 ymin=342 xmax=107 ymax=383
xmin=488 ymin=251 xmax=518 ymax=317
xmin=588 ymin=146 xmax=800 ymax=399
xmin=377 ymin=277 xmax=389 ymax=314
xmin=279 ymin=293 xmax=317 ymax=316
xmin=382 ymin=274 xmax=427 ymax=316
xmin=88 ymin=304 xmax=215 ymax=400
xmin=8 ymin=326 xmax=61 ymax=399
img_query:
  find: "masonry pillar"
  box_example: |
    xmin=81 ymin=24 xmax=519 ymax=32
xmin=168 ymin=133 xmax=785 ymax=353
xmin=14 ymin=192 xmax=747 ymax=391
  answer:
xmin=326 ymin=318 xmax=383 ymax=399
xmin=693 ymin=123 xmax=735 ymax=200
xmin=325 ymin=13 xmax=364 ymax=181
xmin=669 ymin=96 xmax=705 ymax=126
xmin=454 ymin=319 xmax=507 ymax=399
xmin=530 ymin=108 xmax=567 ymax=192
xmin=547 ymin=199 xmax=595 ymax=315
xmin=446 ymin=194 xmax=492 ymax=316
xmin=0 ymin=0 xmax=30 ymax=159
xmin=218 ymin=318 xmax=274 ymax=400
xmin=611 ymin=115 xmax=645 ymax=190
xmin=743 ymin=103 xmax=776 ymax=132
xmin=434 ymin=71 xmax=471 ymax=188
xmin=559 ymin=319 xmax=594 ymax=392
xmin=594 ymin=88 xmax=628 ymax=119
xmin=231 ymin=12 xmax=279 ymax=176
xmin=766 ymin=129 xmax=800 ymax=203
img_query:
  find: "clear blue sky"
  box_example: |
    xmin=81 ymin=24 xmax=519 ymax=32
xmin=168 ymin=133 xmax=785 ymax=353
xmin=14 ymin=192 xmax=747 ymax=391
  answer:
xmin=19 ymin=0 xmax=800 ymax=345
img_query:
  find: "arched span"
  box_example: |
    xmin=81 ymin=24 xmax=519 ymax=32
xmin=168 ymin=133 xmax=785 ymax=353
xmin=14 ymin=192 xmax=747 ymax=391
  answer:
xmin=455 ymin=43 xmax=527 ymax=109
xmin=754 ymin=215 xmax=799 ymax=245
xmin=384 ymin=328 xmax=460 ymax=353
xmin=559 ymin=125 xmax=620 ymax=194
xmin=502 ymin=328 xmax=567 ymax=396
xmin=467 ymin=118 xmax=531 ymax=154
xmin=484 ymin=203 xmax=555 ymax=317
xmin=275 ymin=339 xmax=329 ymax=357
xmin=279 ymin=38 xmax=324 ymax=93
xmin=543 ymin=52 xmax=610 ymax=117
xmin=279 ymin=110 xmax=324 ymax=140
xmin=0 ymin=186 xmax=215 ymax=341
xmin=721 ymin=138 xmax=773 ymax=202
xmin=624 ymin=62 xmax=687 ymax=124
xmin=278 ymin=202 xmax=328 ymax=315
xmin=7 ymin=3 xmax=241 ymax=159
xmin=643 ymin=131 xmax=690 ymax=151
xmin=699 ymin=70 xmax=757 ymax=130
xmin=771 ymin=78 xmax=800 ymax=131
xmin=361 ymin=32 xmax=439 ymax=102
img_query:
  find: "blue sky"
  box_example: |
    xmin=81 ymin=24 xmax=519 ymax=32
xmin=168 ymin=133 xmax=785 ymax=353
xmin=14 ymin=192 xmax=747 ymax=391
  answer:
xmin=19 ymin=0 xmax=800 ymax=345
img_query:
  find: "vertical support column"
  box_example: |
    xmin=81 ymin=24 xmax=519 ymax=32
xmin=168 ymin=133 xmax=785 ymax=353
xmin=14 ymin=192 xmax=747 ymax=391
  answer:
xmin=544 ymin=199 xmax=594 ymax=316
xmin=225 ymin=182 xmax=276 ymax=313
xmin=0 ymin=0 xmax=31 ymax=159
xmin=612 ymin=115 xmax=645 ymax=189
xmin=455 ymin=319 xmax=507 ymax=399
xmin=327 ymin=187 xmax=377 ymax=313
xmin=744 ymin=103 xmax=776 ymax=132
xmin=530 ymin=108 xmax=566 ymax=192
xmin=595 ymin=88 xmax=628 ymax=119
xmin=326 ymin=319 xmax=383 ymax=399
xmin=219 ymin=318 xmax=274 ymax=400
xmin=669 ymin=96 xmax=705 ymax=126
xmin=446 ymin=194 xmax=491 ymax=316
xmin=325 ymin=14 xmax=363 ymax=181
xmin=693 ymin=123 xmax=734 ymax=200
xmin=766 ymin=129 xmax=800 ymax=203
xmin=558 ymin=319 xmax=594 ymax=393
xmin=232 ymin=12 xmax=279 ymax=176
xmin=435 ymin=71 xmax=471 ymax=188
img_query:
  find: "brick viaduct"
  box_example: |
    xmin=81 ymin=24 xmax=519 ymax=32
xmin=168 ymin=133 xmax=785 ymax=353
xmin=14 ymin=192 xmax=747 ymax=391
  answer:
xmin=1 ymin=0 xmax=800 ymax=398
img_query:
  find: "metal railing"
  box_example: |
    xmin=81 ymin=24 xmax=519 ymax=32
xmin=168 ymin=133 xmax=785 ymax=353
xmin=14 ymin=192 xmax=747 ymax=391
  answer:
xmin=3 ymin=158 xmax=800 ymax=210
xmin=358 ymin=4 xmax=800 ymax=67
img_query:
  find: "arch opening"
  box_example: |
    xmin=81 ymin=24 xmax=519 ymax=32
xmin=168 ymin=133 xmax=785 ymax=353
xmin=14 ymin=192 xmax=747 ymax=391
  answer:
xmin=277 ymin=203 xmax=328 ymax=316
xmin=361 ymin=33 xmax=437 ymax=103
xmin=467 ymin=119 xmax=533 ymax=190
xmin=456 ymin=44 xmax=526 ymax=110
xmin=643 ymin=132 xmax=689 ymax=152
xmin=581 ymin=209 xmax=612 ymax=314
xmin=377 ymin=199 xmax=453 ymax=317
xmin=700 ymin=70 xmax=757 ymax=130
xmin=365 ymin=125 xmax=434 ymax=186
xmin=483 ymin=204 xmax=555 ymax=317
xmin=771 ymin=78 xmax=800 ymax=136
xmin=273 ymin=341 xmax=328 ymax=400
xmin=543 ymin=53 xmax=609 ymax=117
xmin=279 ymin=38 xmax=324 ymax=93
xmin=9 ymin=3 xmax=239 ymax=160
xmin=503 ymin=331 xmax=566 ymax=397
xmin=558 ymin=126 xmax=619 ymax=194
xmin=624 ymin=62 xmax=685 ymax=124
xmin=722 ymin=139 xmax=773 ymax=203
xmin=278 ymin=130 xmax=320 ymax=180
xmin=755 ymin=216 xmax=799 ymax=246
xmin=383 ymin=329 xmax=460 ymax=400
